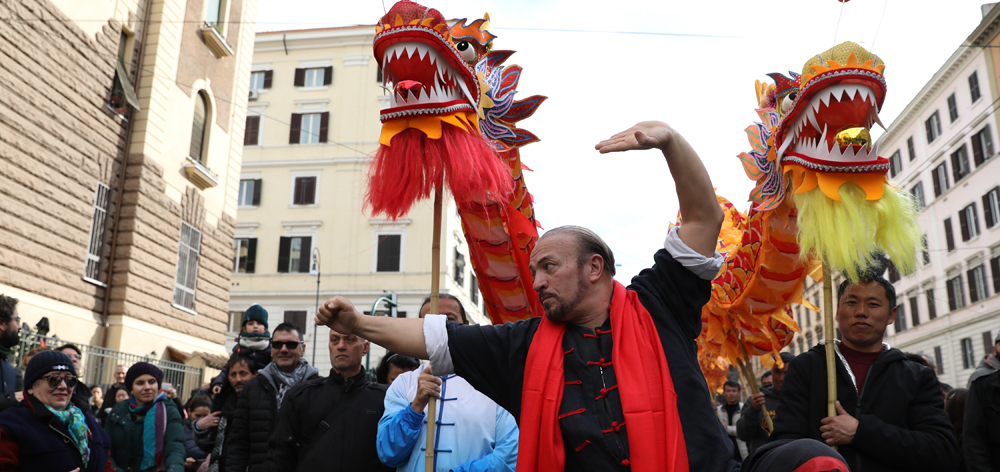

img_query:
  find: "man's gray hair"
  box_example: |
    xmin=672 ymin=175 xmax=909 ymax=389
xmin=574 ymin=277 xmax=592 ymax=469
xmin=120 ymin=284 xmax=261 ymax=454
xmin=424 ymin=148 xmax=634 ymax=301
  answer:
xmin=540 ymin=226 xmax=616 ymax=277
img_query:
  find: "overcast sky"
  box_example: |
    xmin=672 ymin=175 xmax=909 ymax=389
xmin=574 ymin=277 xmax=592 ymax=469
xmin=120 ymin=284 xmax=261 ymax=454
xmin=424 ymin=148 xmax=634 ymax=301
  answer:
xmin=256 ymin=0 xmax=994 ymax=282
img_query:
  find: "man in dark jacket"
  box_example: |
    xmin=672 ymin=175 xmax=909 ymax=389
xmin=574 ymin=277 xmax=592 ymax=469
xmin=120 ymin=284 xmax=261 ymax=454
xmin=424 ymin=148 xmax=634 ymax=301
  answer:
xmin=266 ymin=329 xmax=391 ymax=472
xmin=738 ymin=352 xmax=794 ymax=456
xmin=763 ymin=268 xmax=959 ymax=472
xmin=194 ymin=353 xmax=258 ymax=472
xmin=58 ymin=344 xmax=93 ymax=406
xmin=0 ymin=295 xmax=22 ymax=413
xmin=964 ymin=368 xmax=1000 ymax=471
xmin=227 ymin=323 xmax=319 ymax=472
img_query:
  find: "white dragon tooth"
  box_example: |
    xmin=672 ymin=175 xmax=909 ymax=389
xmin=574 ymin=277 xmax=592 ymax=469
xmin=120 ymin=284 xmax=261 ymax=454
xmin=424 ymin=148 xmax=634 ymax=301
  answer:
xmin=778 ymin=133 xmax=794 ymax=160
xmin=872 ymin=111 xmax=886 ymax=130
xmin=806 ymin=107 xmax=820 ymax=131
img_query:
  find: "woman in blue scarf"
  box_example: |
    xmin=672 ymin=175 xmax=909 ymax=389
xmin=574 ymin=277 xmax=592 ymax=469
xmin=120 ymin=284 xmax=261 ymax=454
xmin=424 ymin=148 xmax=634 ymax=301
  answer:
xmin=104 ymin=362 xmax=185 ymax=472
xmin=0 ymin=350 xmax=113 ymax=471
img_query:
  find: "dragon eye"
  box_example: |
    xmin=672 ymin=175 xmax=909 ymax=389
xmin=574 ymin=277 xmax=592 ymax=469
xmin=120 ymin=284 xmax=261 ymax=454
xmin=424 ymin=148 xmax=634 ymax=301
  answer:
xmin=455 ymin=41 xmax=477 ymax=63
xmin=780 ymin=93 xmax=796 ymax=113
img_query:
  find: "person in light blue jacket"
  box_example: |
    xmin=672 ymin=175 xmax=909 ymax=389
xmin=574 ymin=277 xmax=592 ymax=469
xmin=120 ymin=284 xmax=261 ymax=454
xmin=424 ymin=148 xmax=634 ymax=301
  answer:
xmin=377 ymin=295 xmax=518 ymax=472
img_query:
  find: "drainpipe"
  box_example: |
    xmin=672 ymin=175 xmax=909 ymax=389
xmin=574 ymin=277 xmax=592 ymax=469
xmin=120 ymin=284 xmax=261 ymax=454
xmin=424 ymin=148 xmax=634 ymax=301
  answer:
xmin=101 ymin=0 xmax=153 ymax=349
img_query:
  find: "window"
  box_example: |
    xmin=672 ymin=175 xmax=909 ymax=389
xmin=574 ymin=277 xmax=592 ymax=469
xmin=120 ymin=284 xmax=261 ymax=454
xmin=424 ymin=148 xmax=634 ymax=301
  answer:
xmin=947 ymin=273 xmax=966 ymax=311
xmin=109 ymin=31 xmax=139 ymax=116
xmin=985 ymin=331 xmax=995 ymax=356
xmin=968 ymin=264 xmax=988 ymax=303
xmin=173 ymin=222 xmax=202 ymax=310
xmin=992 ymin=251 xmax=1000 ymax=295
xmin=910 ymin=182 xmax=925 ymax=210
xmin=238 ymin=179 xmax=261 ymax=206
xmin=284 ymin=311 xmax=307 ymax=331
xmin=951 ymin=145 xmax=971 ymax=182
xmin=961 ymin=337 xmax=976 ymax=369
xmin=228 ymin=311 xmax=243 ymax=332
xmin=907 ymin=136 xmax=916 ymax=161
xmin=292 ymin=176 xmax=317 ymax=205
xmin=205 ymin=0 xmax=225 ymax=32
xmin=249 ymin=70 xmax=272 ymax=91
xmin=925 ymin=111 xmax=942 ymax=143
xmin=190 ymin=92 xmax=208 ymax=162
xmin=944 ymin=218 xmax=955 ymax=251
xmin=959 ymin=203 xmax=980 ymax=241
xmin=470 ymin=273 xmax=479 ymax=306
xmin=970 ymin=71 xmax=981 ymax=102
xmin=288 ymin=112 xmax=329 ymax=144
xmin=294 ymin=67 xmax=333 ymax=87
xmin=908 ymin=296 xmax=920 ymax=327
xmin=85 ymin=183 xmax=112 ymax=283
xmin=889 ymin=150 xmax=902 ymax=178
xmin=947 ymin=93 xmax=959 ymax=122
xmin=376 ymin=67 xmax=383 ymax=83
xmin=894 ymin=303 xmax=907 ymax=333
xmin=453 ymin=248 xmax=465 ymax=286
xmin=932 ymin=162 xmax=949 ymax=197
xmin=921 ymin=234 xmax=930 ymax=265
xmin=244 ymin=115 xmax=260 ymax=146
xmin=986 ymin=187 xmax=1000 ymax=229
xmin=887 ymin=259 xmax=900 ymax=283
xmin=972 ymin=125 xmax=993 ymax=167
xmin=926 ymin=288 xmax=938 ymax=319
xmin=233 ymin=238 xmax=257 ymax=274
xmin=376 ymin=234 xmax=402 ymax=272
xmin=934 ymin=346 xmax=944 ymax=374
xmin=277 ymin=236 xmax=312 ymax=273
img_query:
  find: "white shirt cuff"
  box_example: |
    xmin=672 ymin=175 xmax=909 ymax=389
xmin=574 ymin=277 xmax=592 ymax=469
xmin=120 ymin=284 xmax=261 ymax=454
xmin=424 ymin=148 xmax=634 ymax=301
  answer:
xmin=423 ymin=315 xmax=456 ymax=375
xmin=664 ymin=225 xmax=724 ymax=281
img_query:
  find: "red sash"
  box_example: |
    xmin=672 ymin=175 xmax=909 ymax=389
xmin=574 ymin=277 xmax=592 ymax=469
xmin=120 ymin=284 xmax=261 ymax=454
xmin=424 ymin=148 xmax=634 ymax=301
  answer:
xmin=518 ymin=281 xmax=689 ymax=471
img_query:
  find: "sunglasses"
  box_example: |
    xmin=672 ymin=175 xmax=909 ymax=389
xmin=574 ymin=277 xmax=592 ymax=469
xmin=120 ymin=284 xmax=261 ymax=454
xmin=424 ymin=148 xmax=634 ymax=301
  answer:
xmin=41 ymin=374 xmax=78 ymax=389
xmin=271 ymin=341 xmax=300 ymax=350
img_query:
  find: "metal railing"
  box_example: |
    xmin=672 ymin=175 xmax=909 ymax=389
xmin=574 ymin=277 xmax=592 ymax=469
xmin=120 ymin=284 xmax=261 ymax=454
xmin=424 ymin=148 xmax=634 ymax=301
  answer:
xmin=13 ymin=333 xmax=204 ymax=403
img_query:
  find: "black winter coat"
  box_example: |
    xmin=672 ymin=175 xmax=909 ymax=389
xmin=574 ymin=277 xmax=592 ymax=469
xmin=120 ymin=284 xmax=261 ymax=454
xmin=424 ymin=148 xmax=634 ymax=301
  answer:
xmin=0 ymin=393 xmax=113 ymax=472
xmin=265 ymin=369 xmax=392 ymax=472
xmin=226 ymin=370 xmax=320 ymax=472
xmin=963 ymin=369 xmax=1000 ymax=472
xmin=737 ymin=384 xmax=780 ymax=456
xmin=771 ymin=343 xmax=958 ymax=472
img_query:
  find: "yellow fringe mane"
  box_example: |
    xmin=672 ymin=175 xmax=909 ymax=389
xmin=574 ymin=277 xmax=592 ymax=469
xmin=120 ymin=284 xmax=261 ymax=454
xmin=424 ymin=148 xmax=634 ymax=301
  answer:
xmin=794 ymin=182 xmax=921 ymax=282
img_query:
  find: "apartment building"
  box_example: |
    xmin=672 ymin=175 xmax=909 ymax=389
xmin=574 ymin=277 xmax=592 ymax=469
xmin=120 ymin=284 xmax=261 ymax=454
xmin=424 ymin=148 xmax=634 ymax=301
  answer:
xmin=230 ymin=25 xmax=486 ymax=373
xmin=792 ymin=5 xmax=1000 ymax=388
xmin=0 ymin=0 xmax=255 ymax=365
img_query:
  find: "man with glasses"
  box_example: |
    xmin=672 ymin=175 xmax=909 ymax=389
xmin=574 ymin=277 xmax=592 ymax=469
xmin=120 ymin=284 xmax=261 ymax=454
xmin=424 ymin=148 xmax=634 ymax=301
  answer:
xmin=57 ymin=344 xmax=92 ymax=406
xmin=0 ymin=294 xmax=22 ymax=413
xmin=228 ymin=322 xmax=319 ymax=472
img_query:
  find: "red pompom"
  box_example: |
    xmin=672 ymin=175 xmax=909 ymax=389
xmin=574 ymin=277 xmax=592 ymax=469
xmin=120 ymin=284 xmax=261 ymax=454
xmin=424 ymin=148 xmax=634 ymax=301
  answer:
xmin=366 ymin=124 xmax=513 ymax=219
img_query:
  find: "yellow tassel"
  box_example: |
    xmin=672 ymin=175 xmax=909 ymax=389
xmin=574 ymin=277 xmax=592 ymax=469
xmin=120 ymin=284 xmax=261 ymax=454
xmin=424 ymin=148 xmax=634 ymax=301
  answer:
xmin=794 ymin=181 xmax=920 ymax=282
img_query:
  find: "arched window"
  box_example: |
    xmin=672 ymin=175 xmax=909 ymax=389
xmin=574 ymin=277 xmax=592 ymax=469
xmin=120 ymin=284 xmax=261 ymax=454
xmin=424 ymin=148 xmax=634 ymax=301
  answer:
xmin=190 ymin=92 xmax=208 ymax=162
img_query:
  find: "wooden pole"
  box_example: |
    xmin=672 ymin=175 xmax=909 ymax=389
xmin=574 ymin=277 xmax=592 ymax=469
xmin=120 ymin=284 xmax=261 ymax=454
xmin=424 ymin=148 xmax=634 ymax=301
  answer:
xmin=822 ymin=263 xmax=838 ymax=451
xmin=425 ymin=186 xmax=443 ymax=472
xmin=737 ymin=342 xmax=773 ymax=435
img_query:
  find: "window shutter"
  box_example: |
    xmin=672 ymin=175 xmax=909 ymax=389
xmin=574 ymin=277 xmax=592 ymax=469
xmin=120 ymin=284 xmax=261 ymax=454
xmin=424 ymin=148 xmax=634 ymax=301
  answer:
xmin=277 ymin=237 xmax=291 ymax=272
xmin=323 ymin=66 xmax=333 ymax=85
xmin=246 ymin=238 xmax=257 ymax=274
xmin=319 ymin=112 xmax=329 ymax=143
xmin=947 ymin=279 xmax=956 ymax=311
xmin=376 ymin=67 xmax=383 ymax=82
xmin=959 ymin=209 xmax=970 ymax=241
xmin=909 ymin=297 xmax=920 ymax=327
xmin=377 ymin=234 xmax=402 ymax=272
xmin=293 ymin=178 xmax=303 ymax=205
xmin=968 ymin=269 xmax=979 ymax=303
xmin=305 ymin=177 xmax=316 ymax=204
xmin=951 ymin=151 xmax=962 ymax=183
xmin=973 ymin=131 xmax=985 ymax=166
xmin=298 ymin=237 xmax=312 ymax=273
xmin=263 ymin=70 xmax=273 ymax=89
xmin=252 ymin=179 xmax=262 ymax=206
xmin=991 ymin=256 xmax=1000 ymax=294
xmin=289 ymin=113 xmax=302 ymax=144
xmin=973 ymin=205 xmax=981 ymax=236
xmin=244 ymin=116 xmax=260 ymax=146
xmin=984 ymin=125 xmax=994 ymax=157
xmin=925 ymin=119 xmax=933 ymax=143
xmin=932 ymin=167 xmax=942 ymax=197
xmin=945 ymin=218 xmax=955 ymax=251
xmin=294 ymin=68 xmax=305 ymax=86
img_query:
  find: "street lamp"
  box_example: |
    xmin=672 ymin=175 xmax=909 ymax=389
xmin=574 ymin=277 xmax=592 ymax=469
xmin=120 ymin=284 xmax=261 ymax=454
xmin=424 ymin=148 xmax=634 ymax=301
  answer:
xmin=310 ymin=247 xmax=320 ymax=365
xmin=365 ymin=293 xmax=397 ymax=370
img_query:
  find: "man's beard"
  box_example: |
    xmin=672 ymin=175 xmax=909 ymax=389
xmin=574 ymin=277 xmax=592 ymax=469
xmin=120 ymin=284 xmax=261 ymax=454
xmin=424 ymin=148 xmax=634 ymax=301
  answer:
xmin=0 ymin=326 xmax=19 ymax=348
xmin=539 ymin=270 xmax=589 ymax=323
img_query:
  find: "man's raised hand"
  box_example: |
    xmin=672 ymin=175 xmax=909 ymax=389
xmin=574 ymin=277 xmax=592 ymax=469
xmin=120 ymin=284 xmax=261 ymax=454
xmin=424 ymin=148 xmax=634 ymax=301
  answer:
xmin=595 ymin=121 xmax=675 ymax=154
xmin=316 ymin=296 xmax=361 ymax=335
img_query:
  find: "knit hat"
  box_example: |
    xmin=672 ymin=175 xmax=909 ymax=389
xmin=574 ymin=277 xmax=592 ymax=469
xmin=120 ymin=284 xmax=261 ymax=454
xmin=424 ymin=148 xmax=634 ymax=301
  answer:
xmin=125 ymin=362 xmax=164 ymax=391
xmin=24 ymin=350 xmax=77 ymax=389
xmin=242 ymin=304 xmax=269 ymax=329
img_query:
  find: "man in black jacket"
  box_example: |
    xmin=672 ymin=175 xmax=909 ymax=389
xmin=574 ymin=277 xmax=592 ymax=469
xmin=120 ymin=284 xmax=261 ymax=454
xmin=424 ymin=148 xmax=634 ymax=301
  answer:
xmin=964 ymin=368 xmax=1000 ymax=471
xmin=266 ymin=328 xmax=391 ymax=472
xmin=227 ymin=323 xmax=319 ymax=472
xmin=0 ymin=295 xmax=22 ymax=413
xmin=194 ymin=353 xmax=257 ymax=472
xmin=737 ymin=352 xmax=794 ymax=456
xmin=760 ymin=267 xmax=959 ymax=472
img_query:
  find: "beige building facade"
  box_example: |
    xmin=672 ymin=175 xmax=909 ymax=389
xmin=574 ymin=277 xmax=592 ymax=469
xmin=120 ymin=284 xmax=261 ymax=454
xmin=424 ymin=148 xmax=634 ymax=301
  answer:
xmin=230 ymin=25 xmax=486 ymax=374
xmin=0 ymin=0 xmax=256 ymax=372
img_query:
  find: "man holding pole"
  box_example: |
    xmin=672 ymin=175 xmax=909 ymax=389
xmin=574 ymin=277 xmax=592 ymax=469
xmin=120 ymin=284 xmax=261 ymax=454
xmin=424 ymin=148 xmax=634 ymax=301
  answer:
xmin=761 ymin=265 xmax=959 ymax=472
xmin=737 ymin=352 xmax=793 ymax=456
xmin=319 ymin=121 xmax=742 ymax=472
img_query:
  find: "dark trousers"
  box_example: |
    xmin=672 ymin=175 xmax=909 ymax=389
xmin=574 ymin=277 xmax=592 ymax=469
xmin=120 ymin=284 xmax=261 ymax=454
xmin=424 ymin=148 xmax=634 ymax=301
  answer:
xmin=742 ymin=439 xmax=848 ymax=472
